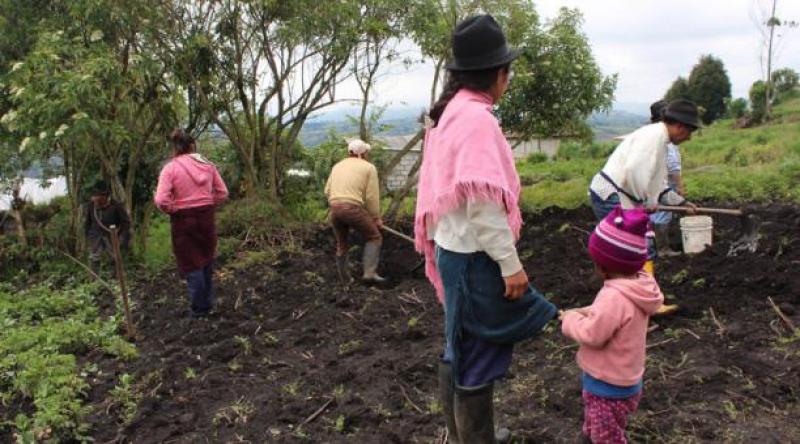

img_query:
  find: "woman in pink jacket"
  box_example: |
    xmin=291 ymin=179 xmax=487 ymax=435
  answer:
xmin=561 ymin=207 xmax=664 ymax=443
xmin=155 ymin=129 xmax=229 ymax=318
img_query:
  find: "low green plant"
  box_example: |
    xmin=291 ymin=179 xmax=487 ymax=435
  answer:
xmin=234 ymin=335 xmax=252 ymax=355
xmin=0 ymin=282 xmax=135 ymax=440
xmin=109 ymin=373 xmax=142 ymax=425
xmin=184 ymin=367 xmax=197 ymax=380
xmin=212 ymin=398 xmax=255 ymax=426
xmin=338 ymin=340 xmax=362 ymax=356
xmin=334 ymin=414 xmax=347 ymax=433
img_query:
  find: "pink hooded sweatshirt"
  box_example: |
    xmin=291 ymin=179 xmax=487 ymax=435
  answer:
xmin=561 ymin=271 xmax=664 ymax=387
xmin=154 ymin=153 xmax=228 ymax=214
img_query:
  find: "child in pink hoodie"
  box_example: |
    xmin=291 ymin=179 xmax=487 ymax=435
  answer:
xmin=561 ymin=206 xmax=664 ymax=443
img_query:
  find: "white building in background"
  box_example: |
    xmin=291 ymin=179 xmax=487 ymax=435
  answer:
xmin=381 ymin=133 xmax=561 ymax=190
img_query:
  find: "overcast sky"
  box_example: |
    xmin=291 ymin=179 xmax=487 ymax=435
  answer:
xmin=333 ymin=0 xmax=800 ymax=115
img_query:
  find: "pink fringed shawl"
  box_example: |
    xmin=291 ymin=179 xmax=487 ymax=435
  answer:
xmin=414 ymin=89 xmax=523 ymax=303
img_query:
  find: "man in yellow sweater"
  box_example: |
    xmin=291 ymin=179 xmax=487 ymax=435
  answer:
xmin=325 ymin=139 xmax=385 ymax=283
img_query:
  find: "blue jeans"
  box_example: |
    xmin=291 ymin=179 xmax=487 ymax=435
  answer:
xmin=589 ymin=191 xmax=620 ymax=221
xmin=436 ymin=247 xmax=556 ymax=387
xmin=186 ymin=262 xmax=214 ymax=316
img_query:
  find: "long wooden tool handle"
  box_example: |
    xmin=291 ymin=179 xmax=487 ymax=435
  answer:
xmin=657 ymin=205 xmax=743 ymax=216
xmin=382 ymin=225 xmax=416 ymax=244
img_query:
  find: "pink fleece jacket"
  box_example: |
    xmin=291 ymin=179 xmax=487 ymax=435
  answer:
xmin=561 ymin=271 xmax=664 ymax=386
xmin=154 ymin=154 xmax=229 ymax=214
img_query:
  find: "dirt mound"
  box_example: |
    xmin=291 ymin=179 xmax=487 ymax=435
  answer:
xmin=84 ymin=205 xmax=800 ymax=443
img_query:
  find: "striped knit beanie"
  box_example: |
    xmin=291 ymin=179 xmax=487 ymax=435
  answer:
xmin=589 ymin=206 xmax=648 ymax=274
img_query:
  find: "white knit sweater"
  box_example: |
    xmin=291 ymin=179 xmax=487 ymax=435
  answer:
xmin=590 ymin=122 xmax=684 ymax=208
xmin=432 ymin=201 xmax=522 ymax=277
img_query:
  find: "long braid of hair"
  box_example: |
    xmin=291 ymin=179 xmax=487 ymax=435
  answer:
xmin=429 ymin=74 xmax=463 ymax=126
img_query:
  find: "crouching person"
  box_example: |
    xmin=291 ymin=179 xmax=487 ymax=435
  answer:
xmin=325 ymin=139 xmax=385 ymax=283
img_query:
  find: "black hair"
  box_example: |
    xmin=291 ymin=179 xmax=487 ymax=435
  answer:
xmin=429 ymin=64 xmax=509 ymax=126
xmin=169 ymin=128 xmax=196 ymax=155
xmin=662 ymin=116 xmax=696 ymax=130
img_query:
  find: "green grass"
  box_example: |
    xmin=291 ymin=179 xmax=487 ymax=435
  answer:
xmin=137 ymin=215 xmax=173 ymax=272
xmin=519 ymin=91 xmax=800 ymax=209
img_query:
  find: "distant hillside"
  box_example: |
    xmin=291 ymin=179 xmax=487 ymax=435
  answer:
xmin=588 ymin=109 xmax=648 ymax=140
xmin=300 ymin=106 xmax=646 ymax=146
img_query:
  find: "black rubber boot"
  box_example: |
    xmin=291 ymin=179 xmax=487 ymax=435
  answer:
xmin=438 ymin=362 xmax=459 ymax=443
xmin=454 ymin=383 xmax=510 ymax=444
xmin=655 ymin=224 xmax=681 ymax=257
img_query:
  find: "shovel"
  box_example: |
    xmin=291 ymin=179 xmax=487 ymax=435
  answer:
xmin=656 ymin=205 xmax=761 ymax=255
xmin=381 ymin=225 xmax=426 ymax=273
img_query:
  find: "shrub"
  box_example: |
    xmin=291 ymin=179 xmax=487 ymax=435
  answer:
xmin=749 ymin=80 xmax=768 ymax=123
xmin=726 ymin=97 xmax=747 ymax=119
xmin=526 ymin=152 xmax=549 ymax=164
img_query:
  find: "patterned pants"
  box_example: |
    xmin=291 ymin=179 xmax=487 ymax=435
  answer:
xmin=582 ymin=390 xmax=641 ymax=443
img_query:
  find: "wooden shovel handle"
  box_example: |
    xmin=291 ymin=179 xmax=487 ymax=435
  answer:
xmin=657 ymin=205 xmax=743 ymax=216
xmin=382 ymin=225 xmax=416 ymax=245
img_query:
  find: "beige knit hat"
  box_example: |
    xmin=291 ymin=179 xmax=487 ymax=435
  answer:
xmin=347 ymin=139 xmax=371 ymax=155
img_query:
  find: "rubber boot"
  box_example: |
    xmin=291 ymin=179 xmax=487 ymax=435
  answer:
xmin=655 ymin=225 xmax=680 ymax=257
xmin=361 ymin=241 xmax=386 ymax=283
xmin=454 ymin=383 xmax=511 ymax=444
xmin=438 ymin=362 xmax=459 ymax=443
xmin=646 ymin=259 xmax=680 ymax=316
xmin=335 ymin=254 xmax=353 ymax=284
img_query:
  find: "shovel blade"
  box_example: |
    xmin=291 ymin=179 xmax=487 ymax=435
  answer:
xmin=728 ymin=213 xmax=761 ymax=256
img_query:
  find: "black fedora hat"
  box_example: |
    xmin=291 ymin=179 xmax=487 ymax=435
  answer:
xmin=447 ymin=14 xmax=520 ymax=71
xmin=663 ymin=99 xmax=702 ymax=129
xmin=91 ymin=180 xmax=111 ymax=196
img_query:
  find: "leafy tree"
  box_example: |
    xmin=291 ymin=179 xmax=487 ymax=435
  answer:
xmin=497 ymin=7 xmax=617 ymax=141
xmin=162 ymin=0 xmax=366 ymax=200
xmin=686 ymin=55 xmax=731 ymax=124
xmin=772 ymin=67 xmax=799 ymax=94
xmin=2 ymin=0 xmax=179 ymax=250
xmin=664 ymin=76 xmax=690 ymax=102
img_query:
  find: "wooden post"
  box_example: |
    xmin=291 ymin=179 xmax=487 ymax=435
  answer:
xmin=109 ymin=226 xmax=136 ymax=339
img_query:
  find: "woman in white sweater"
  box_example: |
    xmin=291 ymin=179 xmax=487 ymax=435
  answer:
xmin=589 ymin=99 xmax=700 ymax=220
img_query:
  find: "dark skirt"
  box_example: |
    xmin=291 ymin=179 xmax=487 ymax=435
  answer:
xmin=170 ymin=205 xmax=217 ymax=273
xmin=436 ymin=246 xmax=557 ymax=387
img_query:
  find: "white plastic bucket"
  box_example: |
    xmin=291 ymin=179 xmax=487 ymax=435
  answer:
xmin=680 ymin=216 xmax=713 ymax=254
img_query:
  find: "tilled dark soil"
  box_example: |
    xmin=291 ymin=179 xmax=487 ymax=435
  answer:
xmin=83 ymin=204 xmax=800 ymax=443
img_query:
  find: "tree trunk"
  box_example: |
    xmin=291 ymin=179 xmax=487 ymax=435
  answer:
xmin=136 ymin=203 xmax=154 ymax=255
xmin=765 ymin=0 xmax=778 ymax=120
xmin=11 ymin=208 xmax=27 ymax=247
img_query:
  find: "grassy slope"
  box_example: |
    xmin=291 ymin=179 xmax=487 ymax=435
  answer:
xmin=518 ymin=91 xmax=800 ymax=210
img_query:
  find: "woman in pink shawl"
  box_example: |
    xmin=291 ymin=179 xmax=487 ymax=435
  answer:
xmin=414 ymin=15 xmax=557 ymax=443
